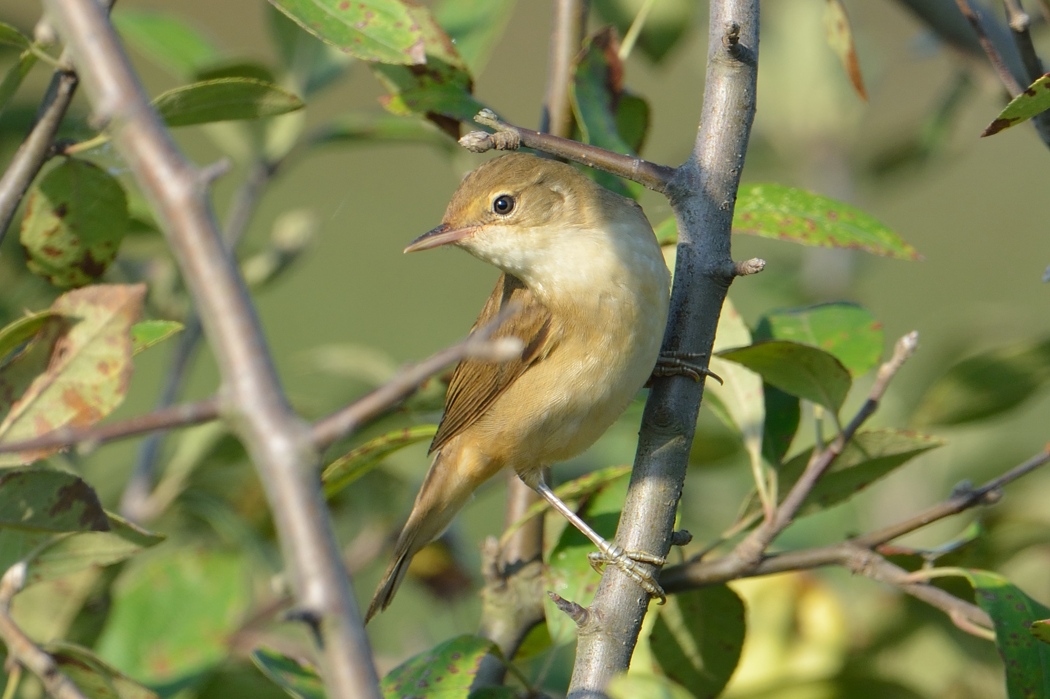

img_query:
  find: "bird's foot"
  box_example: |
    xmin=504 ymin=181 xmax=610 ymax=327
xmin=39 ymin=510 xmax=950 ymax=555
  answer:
xmin=653 ymin=351 xmax=722 ymax=384
xmin=587 ymin=546 xmax=666 ymax=603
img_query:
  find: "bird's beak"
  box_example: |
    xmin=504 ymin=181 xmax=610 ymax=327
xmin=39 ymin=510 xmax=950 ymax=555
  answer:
xmin=404 ymin=223 xmax=477 ymax=253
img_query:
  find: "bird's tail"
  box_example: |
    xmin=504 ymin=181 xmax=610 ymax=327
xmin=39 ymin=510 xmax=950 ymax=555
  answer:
xmin=365 ymin=444 xmax=492 ymax=622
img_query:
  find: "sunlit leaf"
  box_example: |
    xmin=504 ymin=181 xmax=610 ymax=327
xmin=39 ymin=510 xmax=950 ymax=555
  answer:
xmin=112 ymin=9 xmax=221 ymax=78
xmin=735 ymin=184 xmax=920 ymax=260
xmin=251 ymin=648 xmax=324 ymax=699
xmin=380 ymin=634 xmax=497 ymax=698
xmin=983 ymin=73 xmax=1050 ymax=137
xmin=267 ymin=3 xmax=353 ymax=97
xmin=153 ymin=78 xmax=304 ymax=127
xmin=20 ymin=158 xmax=129 ymax=287
xmin=130 ymin=320 xmax=184 ymax=356
xmin=824 ymin=0 xmax=867 ymax=101
xmin=0 ymin=469 xmax=108 ymax=532
xmin=1031 ymin=619 xmax=1050 ymax=646
xmin=0 ymin=285 xmax=144 ymax=466
xmin=912 ymin=339 xmax=1050 ymax=426
xmin=0 ymin=22 xmax=31 ymax=49
xmin=268 ymin=0 xmax=425 ymax=65
xmin=718 ymin=340 xmax=852 ymax=413
xmin=322 ymin=424 xmax=438 ymax=497
xmin=0 ymin=50 xmax=37 ymax=117
xmin=650 ymin=585 xmax=746 ymax=697
xmin=755 ymin=303 xmax=884 ymax=377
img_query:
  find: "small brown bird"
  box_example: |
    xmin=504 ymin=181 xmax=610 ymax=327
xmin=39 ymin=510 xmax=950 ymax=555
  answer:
xmin=366 ymin=153 xmax=671 ymax=622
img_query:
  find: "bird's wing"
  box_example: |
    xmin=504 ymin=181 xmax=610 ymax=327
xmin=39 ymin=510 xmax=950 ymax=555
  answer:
xmin=430 ymin=273 xmax=557 ymax=453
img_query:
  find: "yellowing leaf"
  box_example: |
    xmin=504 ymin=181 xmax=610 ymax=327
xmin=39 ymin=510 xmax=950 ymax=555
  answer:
xmin=823 ymin=0 xmax=867 ymax=101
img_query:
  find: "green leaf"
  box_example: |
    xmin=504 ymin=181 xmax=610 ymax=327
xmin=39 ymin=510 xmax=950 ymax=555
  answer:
xmin=23 ymin=512 xmax=164 ymax=585
xmin=153 ymin=78 xmax=305 ymax=127
xmin=0 ymin=22 xmax=31 ymax=49
xmin=42 ymin=641 xmax=160 ymax=699
xmin=267 ymin=4 xmax=353 ymax=97
xmin=20 ymin=158 xmax=130 ymax=287
xmin=912 ymin=339 xmax=1050 ymax=426
xmin=545 ymin=472 xmax=630 ymax=645
xmin=607 ymin=673 xmax=696 ymax=699
xmin=322 ymin=424 xmax=438 ymax=498
xmin=94 ymin=548 xmax=247 ymax=684
xmin=0 ymin=469 xmax=108 ymax=532
xmin=755 ymin=303 xmax=884 ymax=377
xmin=734 ymin=183 xmax=920 ymax=260
xmin=954 ymin=569 xmax=1050 ymax=699
xmin=650 ymin=585 xmax=746 ymax=698
xmin=251 ymin=648 xmax=324 ymax=699
xmin=1031 ymin=619 xmax=1050 ymax=646
xmin=592 ymin=0 xmax=697 ymax=63
xmin=762 ymin=384 xmax=800 ymax=466
xmin=379 ymin=634 xmax=497 ymax=698
xmin=111 ymin=10 xmax=221 ymax=78
xmin=193 ymin=60 xmax=276 ymax=84
xmin=983 ymin=73 xmax=1050 ymax=136
xmin=616 ymin=91 xmax=650 ymax=153
xmin=0 ymin=311 xmax=59 ymax=365
xmin=268 ymin=0 xmax=425 ymax=65
xmin=718 ymin=340 xmax=852 ymax=413
xmin=131 ymin=320 xmax=184 ymax=355
xmin=0 ymin=285 xmax=144 ymax=466
xmin=571 ymin=27 xmax=643 ymax=199
xmin=433 ymin=0 xmax=517 ymax=74
xmin=0 ymin=50 xmax=37 ymax=118
xmin=778 ymin=429 xmax=943 ymax=516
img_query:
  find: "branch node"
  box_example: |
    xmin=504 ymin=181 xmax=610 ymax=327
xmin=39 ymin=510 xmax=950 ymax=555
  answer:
xmin=0 ymin=562 xmax=27 ymax=607
xmin=284 ymin=607 xmax=324 ymax=645
xmin=723 ymin=21 xmax=742 ymax=54
xmin=734 ymin=257 xmax=765 ymax=276
xmin=670 ymin=529 xmax=693 ymax=547
xmin=199 ymin=159 xmax=231 ymax=188
xmin=547 ymin=591 xmax=590 ymax=627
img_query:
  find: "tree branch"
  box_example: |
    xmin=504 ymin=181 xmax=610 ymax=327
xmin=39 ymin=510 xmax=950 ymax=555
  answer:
xmin=567 ymin=3 xmax=760 ymax=695
xmin=41 ymin=2 xmax=380 ymax=697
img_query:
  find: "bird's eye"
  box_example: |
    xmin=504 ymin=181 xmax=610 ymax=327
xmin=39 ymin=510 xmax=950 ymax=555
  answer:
xmin=492 ymin=194 xmax=515 ymax=215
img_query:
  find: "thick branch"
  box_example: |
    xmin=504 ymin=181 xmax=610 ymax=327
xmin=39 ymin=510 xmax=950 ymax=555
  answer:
xmin=41 ymin=2 xmax=380 ymax=697
xmin=567 ymin=4 xmax=760 ymax=696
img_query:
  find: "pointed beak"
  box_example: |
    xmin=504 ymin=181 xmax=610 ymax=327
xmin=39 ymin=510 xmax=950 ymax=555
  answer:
xmin=403 ymin=223 xmax=477 ymax=253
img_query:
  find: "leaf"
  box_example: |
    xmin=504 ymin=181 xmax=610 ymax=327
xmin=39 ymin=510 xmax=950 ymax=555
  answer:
xmin=193 ymin=60 xmax=276 ymax=84
xmin=322 ymin=424 xmax=438 ymax=498
xmin=777 ymin=429 xmax=943 ymax=516
xmin=379 ymin=634 xmax=497 ymax=698
xmin=571 ymin=27 xmax=643 ymax=199
xmin=912 ymin=339 xmax=1050 ymax=426
xmin=0 ymin=311 xmax=59 ymax=364
xmin=650 ymin=585 xmax=746 ymax=698
xmin=762 ymin=384 xmax=800 ymax=467
xmin=433 ymin=0 xmax=517 ymax=74
xmin=718 ymin=340 xmax=852 ymax=413
xmin=545 ymin=472 xmax=630 ymax=645
xmin=0 ymin=469 xmax=108 ymax=532
xmin=23 ymin=512 xmax=164 ymax=585
xmin=0 ymin=22 xmax=31 ymax=49
xmin=755 ymin=303 xmax=884 ymax=377
xmin=734 ymin=183 xmax=920 ymax=260
xmin=954 ymin=569 xmax=1050 ymax=699
xmin=308 ymin=112 xmax=452 ymax=149
xmin=251 ymin=648 xmax=324 ymax=699
xmin=823 ymin=0 xmax=867 ymax=101
xmin=370 ymin=4 xmax=481 ymax=139
xmin=0 ymin=284 xmax=144 ymax=466
xmin=20 ymin=158 xmax=130 ymax=287
xmin=0 ymin=50 xmax=37 ymax=118
xmin=131 ymin=320 xmax=184 ymax=355
xmin=607 ymin=673 xmax=696 ymax=699
xmin=268 ymin=0 xmax=425 ymax=65
xmin=592 ymin=0 xmax=697 ymax=63
xmin=94 ymin=548 xmax=247 ymax=684
xmin=1031 ymin=619 xmax=1050 ymax=646
xmin=43 ymin=641 xmax=160 ymax=699
xmin=983 ymin=73 xmax=1050 ymax=137
xmin=153 ymin=78 xmax=305 ymax=127
xmin=267 ymin=4 xmax=353 ymax=97
xmin=111 ymin=10 xmax=222 ymax=78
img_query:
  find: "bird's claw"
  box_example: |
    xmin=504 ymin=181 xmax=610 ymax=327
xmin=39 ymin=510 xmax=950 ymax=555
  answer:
xmin=587 ymin=548 xmax=667 ymax=603
xmin=653 ymin=351 xmax=722 ymax=384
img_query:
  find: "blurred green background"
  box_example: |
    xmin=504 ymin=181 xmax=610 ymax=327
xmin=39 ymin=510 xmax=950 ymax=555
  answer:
xmin=2 ymin=1 xmax=1049 ymax=697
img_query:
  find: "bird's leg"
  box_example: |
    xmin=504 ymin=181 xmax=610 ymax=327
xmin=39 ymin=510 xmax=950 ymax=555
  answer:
xmin=533 ymin=480 xmax=666 ymax=602
xmin=652 ymin=351 xmax=722 ymax=384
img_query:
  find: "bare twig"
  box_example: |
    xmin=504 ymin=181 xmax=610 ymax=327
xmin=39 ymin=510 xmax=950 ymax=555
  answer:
xmin=954 ymin=0 xmax=1023 ymax=94
xmin=1003 ymin=0 xmax=1044 ymax=80
xmin=0 ymin=564 xmax=88 ymax=699
xmin=567 ymin=4 xmax=760 ymax=695
xmin=42 ymin=2 xmax=380 ymax=697
xmin=460 ymin=110 xmax=676 ymax=193
xmin=540 ymin=0 xmax=589 ymax=136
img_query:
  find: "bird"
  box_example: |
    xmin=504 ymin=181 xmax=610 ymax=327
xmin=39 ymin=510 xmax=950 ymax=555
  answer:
xmin=365 ymin=152 xmax=672 ymax=622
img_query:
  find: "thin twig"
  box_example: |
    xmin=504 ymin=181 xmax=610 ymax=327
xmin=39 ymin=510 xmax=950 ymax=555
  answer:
xmin=1003 ymin=0 xmax=1044 ymax=80
xmin=540 ymin=0 xmax=588 ymax=136
xmin=954 ymin=0 xmax=1024 ymax=95
xmin=43 ymin=2 xmax=380 ymax=697
xmin=0 ymin=563 xmax=88 ymax=699
xmin=460 ymin=109 xmax=676 ymax=193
